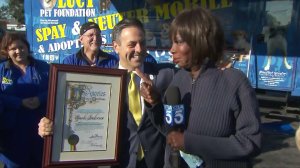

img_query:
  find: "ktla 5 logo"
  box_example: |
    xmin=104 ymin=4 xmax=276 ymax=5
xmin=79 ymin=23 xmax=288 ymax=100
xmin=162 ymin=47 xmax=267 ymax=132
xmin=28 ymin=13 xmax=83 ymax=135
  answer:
xmin=164 ymin=105 xmax=184 ymax=125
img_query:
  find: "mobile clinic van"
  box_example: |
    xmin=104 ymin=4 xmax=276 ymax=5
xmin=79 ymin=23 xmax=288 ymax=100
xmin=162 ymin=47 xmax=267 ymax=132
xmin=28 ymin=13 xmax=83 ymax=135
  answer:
xmin=25 ymin=0 xmax=300 ymax=118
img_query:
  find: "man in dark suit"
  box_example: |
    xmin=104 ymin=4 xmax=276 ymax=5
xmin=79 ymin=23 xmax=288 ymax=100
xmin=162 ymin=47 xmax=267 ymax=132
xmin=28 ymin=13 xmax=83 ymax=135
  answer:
xmin=112 ymin=18 xmax=174 ymax=168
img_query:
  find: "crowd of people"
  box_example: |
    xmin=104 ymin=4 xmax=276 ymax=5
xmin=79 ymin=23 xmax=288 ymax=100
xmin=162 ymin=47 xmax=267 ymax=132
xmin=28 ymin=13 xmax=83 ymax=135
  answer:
xmin=6 ymin=6 xmax=300 ymax=168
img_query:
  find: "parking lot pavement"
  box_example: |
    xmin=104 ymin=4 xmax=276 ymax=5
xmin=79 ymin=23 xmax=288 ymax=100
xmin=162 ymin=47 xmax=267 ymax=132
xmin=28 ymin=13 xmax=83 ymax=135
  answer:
xmin=253 ymin=117 xmax=300 ymax=168
xmin=0 ymin=117 xmax=299 ymax=168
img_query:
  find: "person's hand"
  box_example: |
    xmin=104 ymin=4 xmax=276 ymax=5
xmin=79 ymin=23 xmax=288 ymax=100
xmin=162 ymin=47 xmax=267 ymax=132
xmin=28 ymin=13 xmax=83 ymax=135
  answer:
xmin=296 ymin=126 xmax=300 ymax=151
xmin=22 ymin=97 xmax=40 ymax=110
xmin=135 ymin=68 xmax=161 ymax=105
xmin=38 ymin=117 xmax=53 ymax=138
xmin=167 ymin=131 xmax=184 ymax=151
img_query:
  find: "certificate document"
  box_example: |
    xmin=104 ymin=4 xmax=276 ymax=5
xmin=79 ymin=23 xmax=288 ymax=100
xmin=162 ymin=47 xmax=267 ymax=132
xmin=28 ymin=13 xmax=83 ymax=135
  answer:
xmin=62 ymin=82 xmax=111 ymax=152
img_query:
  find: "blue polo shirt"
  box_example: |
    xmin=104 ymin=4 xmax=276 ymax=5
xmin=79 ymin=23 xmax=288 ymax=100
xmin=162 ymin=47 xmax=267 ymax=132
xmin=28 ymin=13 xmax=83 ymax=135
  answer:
xmin=62 ymin=48 xmax=118 ymax=68
xmin=0 ymin=58 xmax=49 ymax=167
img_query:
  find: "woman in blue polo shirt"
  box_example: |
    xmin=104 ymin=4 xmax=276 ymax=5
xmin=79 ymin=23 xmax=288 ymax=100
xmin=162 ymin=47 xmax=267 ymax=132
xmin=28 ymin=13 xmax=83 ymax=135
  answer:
xmin=0 ymin=33 xmax=49 ymax=168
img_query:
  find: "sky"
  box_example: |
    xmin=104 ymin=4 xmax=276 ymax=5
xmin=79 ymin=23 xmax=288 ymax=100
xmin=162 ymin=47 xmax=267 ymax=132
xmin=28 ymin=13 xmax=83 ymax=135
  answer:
xmin=0 ymin=0 xmax=7 ymax=7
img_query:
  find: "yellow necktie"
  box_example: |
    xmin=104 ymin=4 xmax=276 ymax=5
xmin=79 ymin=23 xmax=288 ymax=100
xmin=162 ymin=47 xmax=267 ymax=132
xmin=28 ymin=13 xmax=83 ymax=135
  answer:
xmin=128 ymin=72 xmax=142 ymax=125
xmin=128 ymin=72 xmax=144 ymax=160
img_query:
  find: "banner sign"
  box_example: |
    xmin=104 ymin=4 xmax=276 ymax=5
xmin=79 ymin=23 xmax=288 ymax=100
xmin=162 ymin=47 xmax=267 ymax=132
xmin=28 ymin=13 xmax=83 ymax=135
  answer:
xmin=25 ymin=0 xmax=300 ymax=92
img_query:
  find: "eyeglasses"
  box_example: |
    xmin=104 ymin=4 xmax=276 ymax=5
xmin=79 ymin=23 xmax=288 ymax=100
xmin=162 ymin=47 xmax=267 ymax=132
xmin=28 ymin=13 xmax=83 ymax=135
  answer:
xmin=81 ymin=33 xmax=101 ymax=39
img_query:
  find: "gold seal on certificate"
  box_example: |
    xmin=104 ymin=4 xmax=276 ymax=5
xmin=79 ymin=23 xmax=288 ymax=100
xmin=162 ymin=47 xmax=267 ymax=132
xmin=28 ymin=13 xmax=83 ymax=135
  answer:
xmin=68 ymin=134 xmax=79 ymax=151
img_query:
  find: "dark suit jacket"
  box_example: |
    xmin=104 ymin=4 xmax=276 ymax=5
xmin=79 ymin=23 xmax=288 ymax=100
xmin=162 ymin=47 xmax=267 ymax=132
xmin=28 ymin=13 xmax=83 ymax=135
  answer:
xmin=117 ymin=62 xmax=176 ymax=168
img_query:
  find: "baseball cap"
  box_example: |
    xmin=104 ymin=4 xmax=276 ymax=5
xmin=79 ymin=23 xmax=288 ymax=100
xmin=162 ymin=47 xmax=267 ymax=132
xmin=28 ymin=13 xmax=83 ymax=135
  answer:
xmin=80 ymin=22 xmax=100 ymax=35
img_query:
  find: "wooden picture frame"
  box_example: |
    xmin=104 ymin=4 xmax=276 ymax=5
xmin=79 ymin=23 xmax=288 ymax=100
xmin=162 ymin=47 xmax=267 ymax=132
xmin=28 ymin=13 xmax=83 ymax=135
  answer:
xmin=43 ymin=64 xmax=127 ymax=168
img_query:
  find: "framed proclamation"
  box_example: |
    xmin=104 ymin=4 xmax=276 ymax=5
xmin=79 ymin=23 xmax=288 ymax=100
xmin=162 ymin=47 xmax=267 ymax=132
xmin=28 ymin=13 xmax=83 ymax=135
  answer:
xmin=42 ymin=64 xmax=127 ymax=168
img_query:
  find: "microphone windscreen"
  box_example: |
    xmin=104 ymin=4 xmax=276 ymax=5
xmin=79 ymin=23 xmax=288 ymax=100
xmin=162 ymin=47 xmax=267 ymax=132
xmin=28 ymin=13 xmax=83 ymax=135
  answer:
xmin=164 ymin=86 xmax=181 ymax=105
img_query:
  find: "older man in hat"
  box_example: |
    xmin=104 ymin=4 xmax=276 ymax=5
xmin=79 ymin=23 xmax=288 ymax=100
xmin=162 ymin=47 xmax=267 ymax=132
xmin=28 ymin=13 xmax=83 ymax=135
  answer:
xmin=62 ymin=22 xmax=118 ymax=67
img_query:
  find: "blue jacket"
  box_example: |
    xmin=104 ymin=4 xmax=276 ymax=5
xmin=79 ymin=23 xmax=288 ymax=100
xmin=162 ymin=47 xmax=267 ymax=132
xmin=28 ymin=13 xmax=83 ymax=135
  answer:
xmin=0 ymin=58 xmax=49 ymax=130
xmin=0 ymin=58 xmax=49 ymax=167
xmin=0 ymin=99 xmax=3 ymax=117
xmin=0 ymin=100 xmax=3 ymax=152
xmin=62 ymin=48 xmax=118 ymax=68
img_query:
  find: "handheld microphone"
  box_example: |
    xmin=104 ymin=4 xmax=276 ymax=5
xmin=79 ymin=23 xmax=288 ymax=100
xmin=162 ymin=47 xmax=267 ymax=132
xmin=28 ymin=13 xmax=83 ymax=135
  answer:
xmin=164 ymin=86 xmax=185 ymax=168
xmin=164 ymin=86 xmax=185 ymax=131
